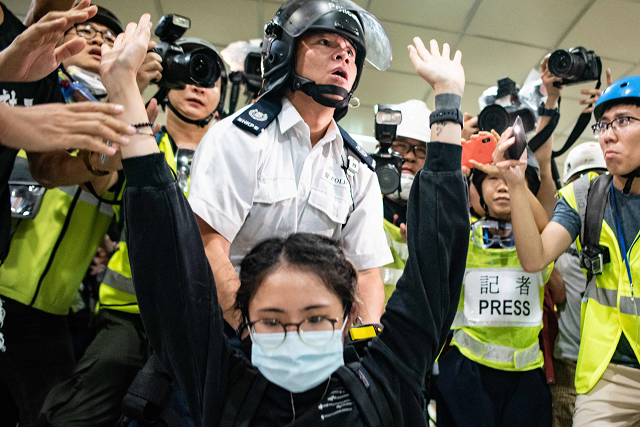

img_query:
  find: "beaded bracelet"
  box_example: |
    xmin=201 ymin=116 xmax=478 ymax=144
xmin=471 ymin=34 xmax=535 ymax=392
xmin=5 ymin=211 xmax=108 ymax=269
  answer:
xmin=132 ymin=121 xmax=154 ymax=128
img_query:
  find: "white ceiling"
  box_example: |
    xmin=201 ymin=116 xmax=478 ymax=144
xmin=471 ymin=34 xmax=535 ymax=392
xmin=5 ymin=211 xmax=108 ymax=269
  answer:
xmin=6 ymin=0 xmax=640 ymax=164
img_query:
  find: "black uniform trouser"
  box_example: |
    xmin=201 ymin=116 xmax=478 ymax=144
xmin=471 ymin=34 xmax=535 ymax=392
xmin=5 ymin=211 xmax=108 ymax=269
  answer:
xmin=435 ymin=347 xmax=552 ymax=427
xmin=41 ymin=308 xmax=148 ymax=427
xmin=0 ymin=296 xmax=75 ymax=427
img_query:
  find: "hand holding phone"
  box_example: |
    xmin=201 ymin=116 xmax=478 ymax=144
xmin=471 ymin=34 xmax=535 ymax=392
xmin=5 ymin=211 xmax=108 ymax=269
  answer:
xmin=462 ymin=132 xmax=497 ymax=169
xmin=505 ymin=116 xmax=528 ymax=160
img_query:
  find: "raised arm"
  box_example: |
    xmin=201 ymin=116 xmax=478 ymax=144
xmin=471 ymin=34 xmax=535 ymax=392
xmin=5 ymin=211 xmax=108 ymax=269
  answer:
xmin=99 ymin=15 xmax=234 ymax=426
xmin=493 ymin=128 xmax=573 ymax=272
xmin=364 ymin=39 xmax=468 ymax=384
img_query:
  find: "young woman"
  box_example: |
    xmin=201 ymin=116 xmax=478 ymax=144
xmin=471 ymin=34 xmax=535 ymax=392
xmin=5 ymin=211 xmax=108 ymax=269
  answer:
xmin=99 ymin=14 xmax=468 ymax=427
xmin=436 ymin=142 xmax=553 ymax=427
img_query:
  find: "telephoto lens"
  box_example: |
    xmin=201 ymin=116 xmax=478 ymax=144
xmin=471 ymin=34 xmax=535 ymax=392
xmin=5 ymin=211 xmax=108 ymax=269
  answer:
xmin=477 ymin=104 xmax=510 ymax=134
xmin=377 ymin=162 xmax=401 ymax=195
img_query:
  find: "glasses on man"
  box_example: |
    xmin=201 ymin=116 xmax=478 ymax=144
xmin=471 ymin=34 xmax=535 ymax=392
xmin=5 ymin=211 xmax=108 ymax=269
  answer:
xmin=592 ymin=116 xmax=640 ymax=137
xmin=247 ymin=315 xmax=341 ymax=348
xmin=390 ymin=140 xmax=426 ymax=159
xmin=73 ymin=24 xmax=117 ymax=47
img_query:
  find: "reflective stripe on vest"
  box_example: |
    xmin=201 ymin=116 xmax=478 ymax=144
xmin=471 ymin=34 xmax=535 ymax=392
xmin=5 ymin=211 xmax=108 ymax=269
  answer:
xmin=381 ymin=267 xmax=403 ymax=287
xmin=558 ymin=177 xmax=640 ymax=394
xmin=58 ymin=185 xmax=114 ymax=216
xmin=99 ymin=133 xmax=176 ymax=313
xmin=453 ymin=329 xmax=541 ymax=370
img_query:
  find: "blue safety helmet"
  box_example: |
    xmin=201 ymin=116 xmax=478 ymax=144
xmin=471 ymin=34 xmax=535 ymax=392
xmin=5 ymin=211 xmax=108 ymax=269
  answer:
xmin=594 ymin=75 xmax=640 ymax=121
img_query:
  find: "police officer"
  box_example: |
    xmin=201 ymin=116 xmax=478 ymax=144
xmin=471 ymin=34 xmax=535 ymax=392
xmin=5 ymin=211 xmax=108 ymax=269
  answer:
xmin=502 ymin=76 xmax=640 ymax=425
xmin=189 ymin=0 xmax=394 ymax=330
xmin=380 ymin=99 xmax=430 ymax=302
xmin=40 ymin=37 xmax=226 ymax=427
xmin=436 ymin=152 xmax=554 ymax=427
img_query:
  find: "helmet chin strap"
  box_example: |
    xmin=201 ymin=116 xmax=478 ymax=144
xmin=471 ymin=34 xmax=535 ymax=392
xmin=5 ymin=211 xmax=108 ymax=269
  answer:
xmin=167 ymin=100 xmax=214 ymax=128
xmin=291 ymin=74 xmax=352 ymax=109
xmin=622 ymin=167 xmax=640 ymax=194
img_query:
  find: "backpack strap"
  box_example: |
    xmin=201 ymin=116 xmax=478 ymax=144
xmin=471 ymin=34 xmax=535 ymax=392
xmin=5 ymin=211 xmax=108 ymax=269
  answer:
xmin=579 ymin=173 xmax=612 ymax=289
xmin=232 ymin=97 xmax=282 ymax=136
xmin=334 ymin=362 xmax=393 ymax=427
xmin=338 ymin=125 xmax=376 ymax=172
xmin=121 ymin=354 xmax=174 ymax=423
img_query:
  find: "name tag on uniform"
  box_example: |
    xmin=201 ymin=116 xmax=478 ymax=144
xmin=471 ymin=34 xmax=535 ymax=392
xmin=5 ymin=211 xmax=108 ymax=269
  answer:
xmin=321 ymin=167 xmax=349 ymax=187
xmin=463 ymin=268 xmax=542 ymax=327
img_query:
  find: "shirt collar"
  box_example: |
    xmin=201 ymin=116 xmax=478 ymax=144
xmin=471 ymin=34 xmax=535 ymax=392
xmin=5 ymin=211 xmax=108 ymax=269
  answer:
xmin=278 ymin=97 xmax=340 ymax=148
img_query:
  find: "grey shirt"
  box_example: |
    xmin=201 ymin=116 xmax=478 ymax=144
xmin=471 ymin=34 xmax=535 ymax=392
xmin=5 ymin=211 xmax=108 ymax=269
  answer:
xmin=551 ymin=186 xmax=640 ymax=368
xmin=553 ymin=243 xmax=583 ymax=361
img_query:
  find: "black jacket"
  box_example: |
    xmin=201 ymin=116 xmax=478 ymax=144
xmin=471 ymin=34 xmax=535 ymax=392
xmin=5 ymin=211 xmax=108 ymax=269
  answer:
xmin=122 ymin=142 xmax=468 ymax=427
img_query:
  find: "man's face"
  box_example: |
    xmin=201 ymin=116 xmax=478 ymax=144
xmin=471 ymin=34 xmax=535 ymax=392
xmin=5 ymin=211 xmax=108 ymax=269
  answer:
xmin=295 ymin=32 xmax=358 ymax=97
xmin=61 ymin=21 xmax=116 ymax=75
xmin=167 ymin=81 xmax=222 ymax=122
xmin=598 ymin=104 xmax=640 ymax=177
xmin=390 ymin=136 xmax=426 ymax=176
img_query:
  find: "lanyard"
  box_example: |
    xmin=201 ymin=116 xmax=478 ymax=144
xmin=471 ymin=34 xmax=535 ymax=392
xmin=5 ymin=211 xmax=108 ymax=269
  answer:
xmin=610 ymin=182 xmax=634 ymax=297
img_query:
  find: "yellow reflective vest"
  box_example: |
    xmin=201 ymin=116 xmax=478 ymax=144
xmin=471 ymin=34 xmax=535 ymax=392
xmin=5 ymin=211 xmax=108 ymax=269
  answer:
xmin=0 ymin=152 xmax=118 ymax=315
xmin=99 ymin=131 xmax=182 ymax=313
xmin=451 ymin=226 xmax=552 ymax=371
xmin=559 ymin=175 xmax=640 ymax=393
xmin=382 ymin=218 xmax=407 ymax=303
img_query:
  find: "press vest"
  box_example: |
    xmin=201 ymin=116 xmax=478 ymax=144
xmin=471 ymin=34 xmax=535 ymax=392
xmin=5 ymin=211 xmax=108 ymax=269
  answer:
xmin=381 ymin=219 xmax=407 ymax=303
xmin=450 ymin=227 xmax=552 ymax=371
xmin=99 ymin=132 xmax=182 ymax=314
xmin=0 ymin=152 xmax=117 ymax=315
xmin=559 ymin=176 xmax=640 ymax=393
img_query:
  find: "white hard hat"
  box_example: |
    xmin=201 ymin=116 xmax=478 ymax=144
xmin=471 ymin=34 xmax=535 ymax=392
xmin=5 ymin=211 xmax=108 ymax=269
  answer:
xmin=396 ymin=100 xmax=431 ymax=144
xmin=563 ymin=142 xmax=607 ymax=184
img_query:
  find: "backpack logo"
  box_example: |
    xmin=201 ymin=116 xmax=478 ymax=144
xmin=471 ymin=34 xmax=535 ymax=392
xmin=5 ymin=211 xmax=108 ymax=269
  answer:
xmin=249 ymin=109 xmax=268 ymax=122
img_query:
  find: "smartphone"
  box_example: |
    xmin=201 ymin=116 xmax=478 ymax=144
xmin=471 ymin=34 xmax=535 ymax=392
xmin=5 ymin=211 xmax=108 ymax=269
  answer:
xmin=506 ymin=116 xmax=528 ymax=160
xmin=461 ymin=133 xmax=497 ymax=169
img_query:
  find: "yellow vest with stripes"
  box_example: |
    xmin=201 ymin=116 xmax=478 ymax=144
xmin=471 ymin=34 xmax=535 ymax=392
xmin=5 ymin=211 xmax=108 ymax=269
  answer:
xmin=382 ymin=218 xmax=408 ymax=303
xmin=559 ymin=176 xmax=640 ymax=393
xmin=99 ymin=132 xmax=181 ymax=313
xmin=451 ymin=227 xmax=552 ymax=371
xmin=0 ymin=151 xmax=117 ymax=315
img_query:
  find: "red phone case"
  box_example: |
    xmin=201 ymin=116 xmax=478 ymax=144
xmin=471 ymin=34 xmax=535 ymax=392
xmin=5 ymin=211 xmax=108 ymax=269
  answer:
xmin=462 ymin=134 xmax=497 ymax=169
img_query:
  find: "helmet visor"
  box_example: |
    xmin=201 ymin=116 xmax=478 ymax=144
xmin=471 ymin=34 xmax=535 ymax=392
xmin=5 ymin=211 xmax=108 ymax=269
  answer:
xmin=471 ymin=219 xmax=515 ymax=249
xmin=273 ymin=0 xmax=392 ymax=71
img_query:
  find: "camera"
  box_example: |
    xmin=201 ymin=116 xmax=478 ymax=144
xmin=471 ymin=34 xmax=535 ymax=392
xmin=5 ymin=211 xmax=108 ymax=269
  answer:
xmin=372 ymin=104 xmax=405 ymax=195
xmin=478 ymin=78 xmax=536 ymax=134
xmin=548 ymin=47 xmax=601 ymax=86
xmin=153 ymin=14 xmax=220 ymax=90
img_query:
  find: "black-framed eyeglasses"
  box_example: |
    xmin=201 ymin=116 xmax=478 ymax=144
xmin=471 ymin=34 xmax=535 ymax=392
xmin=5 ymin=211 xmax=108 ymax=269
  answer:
xmin=390 ymin=140 xmax=426 ymax=159
xmin=247 ymin=315 xmax=342 ymax=348
xmin=592 ymin=116 xmax=640 ymax=137
xmin=73 ymin=24 xmax=117 ymax=47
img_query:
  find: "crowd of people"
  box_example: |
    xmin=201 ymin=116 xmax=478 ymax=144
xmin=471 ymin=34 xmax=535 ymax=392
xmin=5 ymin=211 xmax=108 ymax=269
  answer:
xmin=0 ymin=1 xmax=639 ymax=426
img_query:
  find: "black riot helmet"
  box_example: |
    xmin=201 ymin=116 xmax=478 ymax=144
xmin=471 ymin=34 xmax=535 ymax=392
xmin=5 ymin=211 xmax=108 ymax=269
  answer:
xmin=155 ymin=37 xmax=228 ymax=127
xmin=261 ymin=0 xmax=392 ymax=121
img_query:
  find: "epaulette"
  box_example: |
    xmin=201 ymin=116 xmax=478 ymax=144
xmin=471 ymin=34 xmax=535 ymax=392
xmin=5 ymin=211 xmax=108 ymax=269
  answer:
xmin=338 ymin=125 xmax=375 ymax=172
xmin=232 ymin=97 xmax=282 ymax=136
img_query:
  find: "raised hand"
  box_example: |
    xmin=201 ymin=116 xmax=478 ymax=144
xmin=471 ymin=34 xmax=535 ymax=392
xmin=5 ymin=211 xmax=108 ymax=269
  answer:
xmin=492 ymin=127 xmax=528 ymax=187
xmin=408 ymin=38 xmax=464 ymax=97
xmin=0 ymin=0 xmax=98 ymax=82
xmin=580 ymin=68 xmax=613 ymax=114
xmin=100 ymin=14 xmax=152 ymax=94
xmin=540 ymin=55 xmax=563 ymax=106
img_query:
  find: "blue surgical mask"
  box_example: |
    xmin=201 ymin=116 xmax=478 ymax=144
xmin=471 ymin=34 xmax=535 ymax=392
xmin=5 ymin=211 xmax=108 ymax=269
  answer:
xmin=251 ymin=319 xmax=347 ymax=393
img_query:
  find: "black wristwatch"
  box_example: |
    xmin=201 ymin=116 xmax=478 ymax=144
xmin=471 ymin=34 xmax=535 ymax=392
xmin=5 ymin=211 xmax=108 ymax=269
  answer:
xmin=429 ymin=108 xmax=464 ymax=127
xmin=538 ymin=102 xmax=559 ymax=117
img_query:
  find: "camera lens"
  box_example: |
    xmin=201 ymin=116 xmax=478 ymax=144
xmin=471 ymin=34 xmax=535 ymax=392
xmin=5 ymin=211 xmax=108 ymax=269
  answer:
xmin=549 ymin=49 xmax=585 ymax=81
xmin=477 ymin=104 xmax=510 ymax=134
xmin=376 ymin=164 xmax=400 ymax=195
xmin=188 ymin=51 xmax=219 ymax=87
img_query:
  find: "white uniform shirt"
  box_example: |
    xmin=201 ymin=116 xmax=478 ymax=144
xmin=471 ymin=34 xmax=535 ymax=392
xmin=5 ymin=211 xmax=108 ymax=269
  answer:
xmin=189 ymin=98 xmax=392 ymax=270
